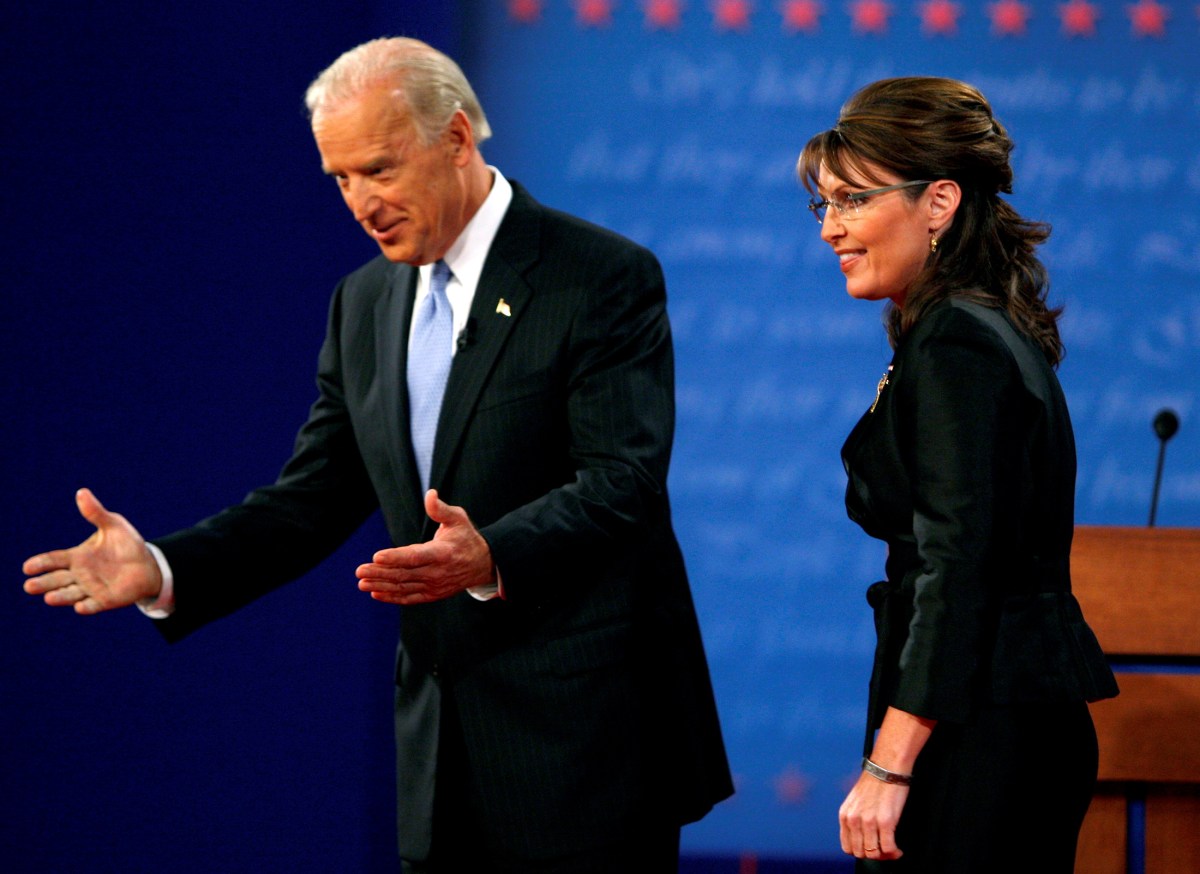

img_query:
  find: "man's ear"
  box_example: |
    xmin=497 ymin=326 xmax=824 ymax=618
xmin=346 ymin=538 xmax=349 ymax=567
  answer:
xmin=927 ymin=179 xmax=961 ymax=235
xmin=444 ymin=109 xmax=475 ymax=167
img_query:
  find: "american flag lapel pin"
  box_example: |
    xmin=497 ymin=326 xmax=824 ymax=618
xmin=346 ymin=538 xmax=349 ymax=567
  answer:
xmin=496 ymin=298 xmax=511 ymax=317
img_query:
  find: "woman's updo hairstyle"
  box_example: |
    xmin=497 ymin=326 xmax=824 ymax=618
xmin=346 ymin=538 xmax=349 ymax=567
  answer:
xmin=798 ymin=77 xmax=1062 ymax=365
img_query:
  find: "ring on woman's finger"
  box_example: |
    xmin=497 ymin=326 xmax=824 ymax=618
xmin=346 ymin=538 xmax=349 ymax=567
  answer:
xmin=864 ymin=846 xmax=879 ymax=853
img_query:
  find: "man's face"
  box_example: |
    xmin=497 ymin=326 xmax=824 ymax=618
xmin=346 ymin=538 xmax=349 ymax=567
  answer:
xmin=313 ymin=83 xmax=470 ymax=265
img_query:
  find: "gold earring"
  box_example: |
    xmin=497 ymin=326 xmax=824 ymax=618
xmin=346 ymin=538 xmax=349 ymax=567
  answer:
xmin=930 ymin=236 xmax=939 ymax=253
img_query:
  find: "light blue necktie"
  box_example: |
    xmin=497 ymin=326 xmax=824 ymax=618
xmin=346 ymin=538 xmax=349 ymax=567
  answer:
xmin=407 ymin=259 xmax=453 ymax=494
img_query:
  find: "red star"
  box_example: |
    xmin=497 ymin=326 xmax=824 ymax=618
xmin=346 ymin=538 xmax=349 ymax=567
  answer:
xmin=773 ymin=766 xmax=813 ymax=805
xmin=1059 ymin=0 xmax=1100 ymax=35
xmin=645 ymin=0 xmax=685 ymax=27
xmin=713 ymin=0 xmax=754 ymax=29
xmin=918 ymin=0 xmax=960 ymax=34
xmin=508 ymin=0 xmax=543 ymax=22
xmin=1128 ymin=0 xmax=1170 ymax=36
xmin=849 ymin=0 xmax=892 ymax=33
xmin=576 ymin=0 xmax=615 ymax=26
xmin=781 ymin=0 xmax=823 ymax=31
xmin=987 ymin=0 xmax=1030 ymax=34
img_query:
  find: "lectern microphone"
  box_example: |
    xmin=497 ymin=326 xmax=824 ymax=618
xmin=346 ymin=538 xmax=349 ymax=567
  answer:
xmin=1148 ymin=408 xmax=1180 ymax=527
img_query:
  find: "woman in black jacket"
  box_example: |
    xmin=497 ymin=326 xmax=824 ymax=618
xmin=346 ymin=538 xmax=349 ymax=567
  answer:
xmin=798 ymin=77 xmax=1118 ymax=872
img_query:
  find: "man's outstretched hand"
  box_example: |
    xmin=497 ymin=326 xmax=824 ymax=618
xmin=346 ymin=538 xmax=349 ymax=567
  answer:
xmin=23 ymin=488 xmax=162 ymax=615
xmin=355 ymin=489 xmax=495 ymax=605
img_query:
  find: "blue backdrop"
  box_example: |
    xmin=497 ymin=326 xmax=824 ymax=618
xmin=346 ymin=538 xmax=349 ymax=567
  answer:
xmin=4 ymin=1 xmax=1197 ymax=870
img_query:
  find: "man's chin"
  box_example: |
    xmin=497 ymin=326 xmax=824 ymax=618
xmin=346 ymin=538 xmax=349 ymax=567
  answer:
xmin=374 ymin=241 xmax=422 ymax=266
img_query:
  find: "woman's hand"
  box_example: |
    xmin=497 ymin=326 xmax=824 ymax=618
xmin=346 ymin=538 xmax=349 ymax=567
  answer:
xmin=839 ymin=769 xmax=909 ymax=860
xmin=839 ymin=706 xmax=936 ymax=861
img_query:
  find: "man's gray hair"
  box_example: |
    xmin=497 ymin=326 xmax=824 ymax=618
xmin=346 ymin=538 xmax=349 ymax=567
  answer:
xmin=305 ymin=37 xmax=492 ymax=146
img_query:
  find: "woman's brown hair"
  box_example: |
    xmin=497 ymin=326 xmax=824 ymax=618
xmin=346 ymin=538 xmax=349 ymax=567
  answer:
xmin=798 ymin=76 xmax=1063 ymax=365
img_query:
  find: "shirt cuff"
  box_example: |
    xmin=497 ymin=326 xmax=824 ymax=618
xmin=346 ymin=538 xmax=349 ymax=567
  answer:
xmin=467 ymin=567 xmax=504 ymax=601
xmin=137 ymin=542 xmax=176 ymax=618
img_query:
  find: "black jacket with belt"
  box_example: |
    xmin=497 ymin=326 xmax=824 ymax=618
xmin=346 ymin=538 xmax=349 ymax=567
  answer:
xmin=841 ymin=297 xmax=1118 ymax=737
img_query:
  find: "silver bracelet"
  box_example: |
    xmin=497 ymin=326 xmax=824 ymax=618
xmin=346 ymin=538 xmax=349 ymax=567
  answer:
xmin=862 ymin=756 xmax=913 ymax=786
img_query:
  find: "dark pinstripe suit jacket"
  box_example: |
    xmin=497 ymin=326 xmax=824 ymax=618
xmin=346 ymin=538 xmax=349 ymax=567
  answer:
xmin=153 ymin=181 xmax=733 ymax=860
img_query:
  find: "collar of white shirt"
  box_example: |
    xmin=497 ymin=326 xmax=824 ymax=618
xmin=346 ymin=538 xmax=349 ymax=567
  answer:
xmin=412 ymin=167 xmax=514 ymax=355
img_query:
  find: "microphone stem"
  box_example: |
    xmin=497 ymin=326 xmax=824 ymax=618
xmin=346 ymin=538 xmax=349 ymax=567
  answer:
xmin=1149 ymin=441 xmax=1167 ymax=527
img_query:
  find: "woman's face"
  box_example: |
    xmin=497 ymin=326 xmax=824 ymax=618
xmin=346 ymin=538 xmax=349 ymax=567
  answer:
xmin=815 ymin=162 xmax=934 ymax=308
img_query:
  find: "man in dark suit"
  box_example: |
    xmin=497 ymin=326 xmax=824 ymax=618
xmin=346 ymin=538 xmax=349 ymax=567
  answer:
xmin=23 ymin=37 xmax=732 ymax=872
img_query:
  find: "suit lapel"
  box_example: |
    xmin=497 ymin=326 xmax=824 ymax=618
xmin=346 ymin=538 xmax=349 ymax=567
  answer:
xmin=426 ymin=184 xmax=542 ymax=520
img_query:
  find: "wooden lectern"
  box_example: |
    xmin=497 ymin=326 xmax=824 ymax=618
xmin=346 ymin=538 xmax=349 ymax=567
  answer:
xmin=1072 ymin=526 xmax=1200 ymax=874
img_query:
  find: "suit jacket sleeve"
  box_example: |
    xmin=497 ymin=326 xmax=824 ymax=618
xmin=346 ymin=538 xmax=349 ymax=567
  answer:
xmin=150 ymin=277 xmax=380 ymax=639
xmin=888 ymin=306 xmax=1022 ymax=721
